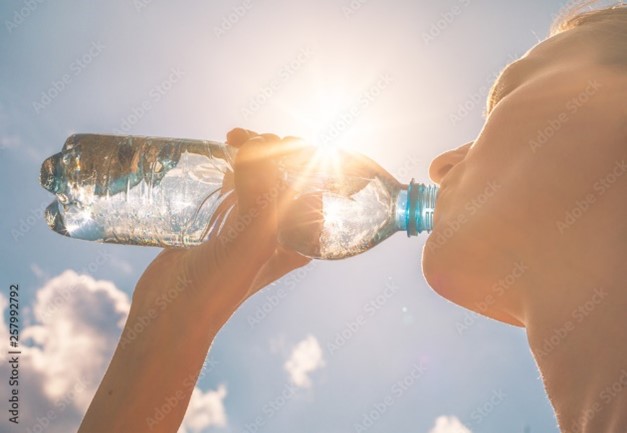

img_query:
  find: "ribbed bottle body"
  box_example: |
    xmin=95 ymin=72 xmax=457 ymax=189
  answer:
xmin=40 ymin=134 xmax=437 ymax=258
xmin=41 ymin=134 xmax=236 ymax=247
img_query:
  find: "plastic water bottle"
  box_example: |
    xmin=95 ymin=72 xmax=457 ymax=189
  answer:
xmin=40 ymin=133 xmax=438 ymax=259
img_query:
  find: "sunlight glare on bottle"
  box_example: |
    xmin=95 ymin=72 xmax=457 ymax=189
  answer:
xmin=40 ymin=133 xmax=437 ymax=259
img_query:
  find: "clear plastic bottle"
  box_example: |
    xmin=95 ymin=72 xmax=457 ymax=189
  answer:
xmin=40 ymin=133 xmax=437 ymax=259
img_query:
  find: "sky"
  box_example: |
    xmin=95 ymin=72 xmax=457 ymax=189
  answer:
xmin=0 ymin=1 xmax=602 ymax=432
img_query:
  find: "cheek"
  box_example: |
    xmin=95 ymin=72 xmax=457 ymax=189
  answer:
xmin=430 ymin=166 xmax=504 ymax=248
xmin=421 ymin=171 xmax=513 ymax=297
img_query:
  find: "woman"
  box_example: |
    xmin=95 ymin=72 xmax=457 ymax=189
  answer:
xmin=78 ymin=4 xmax=627 ymax=433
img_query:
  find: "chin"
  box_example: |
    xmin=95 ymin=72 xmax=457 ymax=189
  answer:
xmin=422 ymin=229 xmax=526 ymax=328
xmin=421 ymin=234 xmax=456 ymax=300
xmin=421 ymin=225 xmax=483 ymax=307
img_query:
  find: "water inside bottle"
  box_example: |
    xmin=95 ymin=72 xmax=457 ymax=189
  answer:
xmin=279 ymin=150 xmax=401 ymax=259
xmin=41 ymin=134 xmax=236 ymax=247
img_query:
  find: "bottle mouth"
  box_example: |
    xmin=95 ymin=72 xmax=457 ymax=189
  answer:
xmin=44 ymin=201 xmax=69 ymax=237
xmin=406 ymin=179 xmax=438 ymax=236
xmin=40 ymin=153 xmax=63 ymax=194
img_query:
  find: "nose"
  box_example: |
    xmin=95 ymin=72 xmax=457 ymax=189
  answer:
xmin=428 ymin=142 xmax=473 ymax=184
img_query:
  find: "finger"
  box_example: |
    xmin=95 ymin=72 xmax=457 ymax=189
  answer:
xmin=234 ymin=137 xmax=282 ymax=215
xmin=221 ymin=133 xmax=278 ymax=199
xmin=259 ymin=133 xmax=280 ymax=142
xmin=199 ymin=134 xmax=279 ymax=265
xmin=226 ymin=128 xmax=259 ymax=148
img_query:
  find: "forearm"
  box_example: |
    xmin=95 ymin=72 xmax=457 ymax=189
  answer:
xmin=78 ymin=250 xmax=238 ymax=433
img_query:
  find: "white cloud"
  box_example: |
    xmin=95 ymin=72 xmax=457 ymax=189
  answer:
xmin=178 ymin=384 xmax=228 ymax=433
xmin=428 ymin=416 xmax=472 ymax=433
xmin=0 ymin=270 xmax=229 ymax=433
xmin=284 ymin=335 xmax=325 ymax=388
xmin=22 ymin=270 xmax=131 ymax=408
xmin=0 ymin=271 xmax=130 ymax=433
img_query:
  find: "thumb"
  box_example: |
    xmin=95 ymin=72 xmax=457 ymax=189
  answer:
xmin=186 ymin=133 xmax=283 ymax=296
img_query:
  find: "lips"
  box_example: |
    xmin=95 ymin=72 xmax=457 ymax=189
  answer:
xmin=431 ymin=183 xmax=446 ymax=228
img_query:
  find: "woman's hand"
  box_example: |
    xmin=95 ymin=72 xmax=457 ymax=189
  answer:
xmin=77 ymin=129 xmax=313 ymax=433
xmin=133 ymin=128 xmax=311 ymax=329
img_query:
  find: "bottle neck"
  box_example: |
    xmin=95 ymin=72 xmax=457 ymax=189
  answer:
xmin=395 ymin=180 xmax=438 ymax=237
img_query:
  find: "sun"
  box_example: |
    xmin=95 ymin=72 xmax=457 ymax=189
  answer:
xmin=269 ymin=69 xmax=370 ymax=153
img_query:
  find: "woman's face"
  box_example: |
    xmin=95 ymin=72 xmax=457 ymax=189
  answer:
xmin=422 ymin=24 xmax=627 ymax=326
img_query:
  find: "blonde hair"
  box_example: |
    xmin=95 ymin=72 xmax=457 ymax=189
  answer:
xmin=551 ymin=2 xmax=627 ymax=67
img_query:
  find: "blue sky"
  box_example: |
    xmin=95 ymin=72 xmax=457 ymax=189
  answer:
xmin=0 ymin=1 xmax=591 ymax=432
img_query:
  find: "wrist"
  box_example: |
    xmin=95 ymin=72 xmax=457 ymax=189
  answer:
xmin=132 ymin=249 xmax=240 ymax=335
xmin=182 ymin=246 xmax=259 ymax=330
